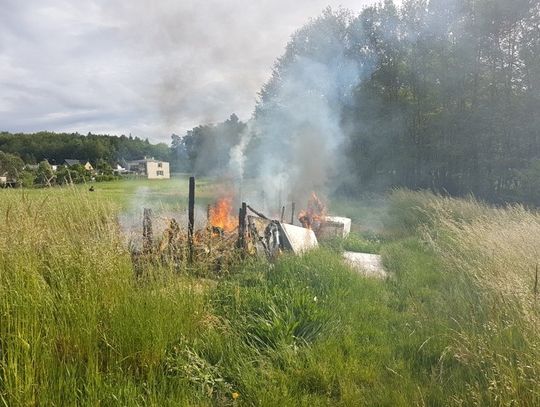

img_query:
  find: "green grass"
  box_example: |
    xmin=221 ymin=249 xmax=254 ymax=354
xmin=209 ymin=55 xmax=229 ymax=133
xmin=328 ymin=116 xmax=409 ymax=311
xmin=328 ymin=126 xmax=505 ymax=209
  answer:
xmin=1 ymin=183 xmax=538 ymax=405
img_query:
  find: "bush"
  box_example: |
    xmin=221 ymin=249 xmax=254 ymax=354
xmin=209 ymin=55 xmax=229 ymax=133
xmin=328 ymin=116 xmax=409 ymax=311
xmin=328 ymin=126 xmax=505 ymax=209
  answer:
xmin=95 ymin=174 xmax=118 ymax=182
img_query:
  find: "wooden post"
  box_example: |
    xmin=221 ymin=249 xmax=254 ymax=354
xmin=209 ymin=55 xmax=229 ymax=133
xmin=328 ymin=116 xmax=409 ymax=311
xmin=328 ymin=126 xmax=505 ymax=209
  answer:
xmin=242 ymin=201 xmax=247 ymax=250
xmin=280 ymin=206 xmax=285 ymax=223
xmin=291 ymin=202 xmax=295 ymax=225
xmin=237 ymin=202 xmax=247 ymax=251
xmin=143 ymin=208 xmax=153 ymax=254
xmin=188 ymin=176 xmax=195 ymax=263
xmin=237 ymin=207 xmax=243 ymax=249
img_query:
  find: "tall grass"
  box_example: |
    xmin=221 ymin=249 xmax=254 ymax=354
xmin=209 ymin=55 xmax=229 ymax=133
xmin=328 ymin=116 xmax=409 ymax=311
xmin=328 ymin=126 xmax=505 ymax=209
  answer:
xmin=0 ymin=188 xmax=207 ymax=405
xmin=387 ymin=190 xmax=540 ymax=406
xmin=0 ymin=187 xmax=395 ymax=405
xmin=2 ymin=185 xmax=539 ymax=405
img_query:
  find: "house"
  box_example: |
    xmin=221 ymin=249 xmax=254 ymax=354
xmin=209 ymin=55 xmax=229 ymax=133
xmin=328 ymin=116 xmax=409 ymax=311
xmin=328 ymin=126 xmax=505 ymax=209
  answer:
xmin=114 ymin=163 xmax=128 ymax=174
xmin=25 ymin=161 xmax=58 ymax=171
xmin=63 ymin=159 xmax=94 ymax=171
xmin=63 ymin=159 xmax=81 ymax=167
xmin=0 ymin=174 xmax=17 ymax=188
xmin=126 ymin=157 xmax=170 ymax=179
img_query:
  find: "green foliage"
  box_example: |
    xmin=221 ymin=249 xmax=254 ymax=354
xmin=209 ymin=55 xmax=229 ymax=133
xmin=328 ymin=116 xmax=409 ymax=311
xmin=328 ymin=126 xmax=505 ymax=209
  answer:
xmin=0 ymin=150 xmax=24 ymax=182
xmin=1 ymin=181 xmax=539 ymax=405
xmin=35 ymin=160 xmax=55 ymax=187
xmin=174 ymin=114 xmax=247 ymax=175
xmin=250 ymin=1 xmax=540 ymax=205
xmin=0 ymin=131 xmax=170 ymax=165
xmin=96 ymin=158 xmax=113 ymax=175
xmin=321 ymin=232 xmax=383 ymax=254
xmin=384 ymin=188 xmax=540 ymax=406
xmin=19 ymin=169 xmax=36 ymax=188
xmin=516 ymin=159 xmax=540 ymax=204
xmin=95 ymin=174 xmax=118 ymax=182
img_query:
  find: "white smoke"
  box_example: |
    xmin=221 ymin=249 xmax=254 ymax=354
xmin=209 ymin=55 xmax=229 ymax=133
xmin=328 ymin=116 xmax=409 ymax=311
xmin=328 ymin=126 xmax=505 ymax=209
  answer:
xmin=228 ymin=16 xmax=375 ymax=213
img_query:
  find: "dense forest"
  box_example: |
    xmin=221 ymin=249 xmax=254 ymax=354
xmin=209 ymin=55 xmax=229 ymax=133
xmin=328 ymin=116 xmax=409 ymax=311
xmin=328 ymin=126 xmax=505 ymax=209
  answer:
xmin=248 ymin=0 xmax=540 ymax=204
xmin=174 ymin=0 xmax=540 ymax=205
xmin=0 ymin=131 xmax=171 ymax=165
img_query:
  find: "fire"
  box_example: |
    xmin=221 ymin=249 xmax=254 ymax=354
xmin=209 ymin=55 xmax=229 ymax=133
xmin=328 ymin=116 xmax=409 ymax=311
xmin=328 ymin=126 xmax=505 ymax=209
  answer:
xmin=209 ymin=196 xmax=237 ymax=233
xmin=298 ymin=192 xmax=326 ymax=234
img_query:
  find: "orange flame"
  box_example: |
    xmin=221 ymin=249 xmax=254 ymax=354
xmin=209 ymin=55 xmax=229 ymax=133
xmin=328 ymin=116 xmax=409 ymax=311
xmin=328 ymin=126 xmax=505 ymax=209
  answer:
xmin=298 ymin=192 xmax=326 ymax=234
xmin=209 ymin=196 xmax=237 ymax=233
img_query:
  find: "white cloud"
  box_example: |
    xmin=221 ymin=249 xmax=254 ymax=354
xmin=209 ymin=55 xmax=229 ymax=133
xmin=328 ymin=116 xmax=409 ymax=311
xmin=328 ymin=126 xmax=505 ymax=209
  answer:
xmin=0 ymin=0 xmax=381 ymax=143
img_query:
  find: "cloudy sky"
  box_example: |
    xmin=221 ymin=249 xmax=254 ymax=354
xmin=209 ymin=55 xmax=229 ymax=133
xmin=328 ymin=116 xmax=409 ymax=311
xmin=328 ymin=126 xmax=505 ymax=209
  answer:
xmin=1 ymin=0 xmax=377 ymax=143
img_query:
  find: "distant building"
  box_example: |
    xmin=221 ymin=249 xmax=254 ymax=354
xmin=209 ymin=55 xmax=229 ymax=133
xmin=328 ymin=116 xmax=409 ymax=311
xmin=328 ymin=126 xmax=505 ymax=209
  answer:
xmin=44 ymin=159 xmax=59 ymax=172
xmin=0 ymin=174 xmax=16 ymax=188
xmin=114 ymin=163 xmax=128 ymax=174
xmin=63 ymin=159 xmax=94 ymax=172
xmin=127 ymin=157 xmax=170 ymax=179
xmin=63 ymin=159 xmax=80 ymax=167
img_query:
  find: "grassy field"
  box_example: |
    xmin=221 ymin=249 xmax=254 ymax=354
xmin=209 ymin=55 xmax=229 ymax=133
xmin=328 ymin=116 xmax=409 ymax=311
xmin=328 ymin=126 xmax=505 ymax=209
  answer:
xmin=1 ymin=179 xmax=539 ymax=406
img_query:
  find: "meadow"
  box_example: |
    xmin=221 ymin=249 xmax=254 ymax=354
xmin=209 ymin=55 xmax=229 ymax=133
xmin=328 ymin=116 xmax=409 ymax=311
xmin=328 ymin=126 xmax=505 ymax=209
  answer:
xmin=0 ymin=178 xmax=539 ymax=406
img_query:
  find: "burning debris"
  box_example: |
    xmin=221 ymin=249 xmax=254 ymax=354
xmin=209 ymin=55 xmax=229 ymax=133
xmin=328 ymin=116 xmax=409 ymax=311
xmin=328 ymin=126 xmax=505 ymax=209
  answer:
xmin=129 ymin=178 xmax=373 ymax=277
xmin=298 ymin=192 xmax=326 ymax=237
xmin=209 ymin=196 xmax=237 ymax=233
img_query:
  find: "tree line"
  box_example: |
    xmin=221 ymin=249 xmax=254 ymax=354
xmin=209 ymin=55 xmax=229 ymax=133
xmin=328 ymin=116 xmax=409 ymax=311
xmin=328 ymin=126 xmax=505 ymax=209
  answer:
xmin=176 ymin=0 xmax=540 ymax=205
xmin=0 ymin=131 xmax=171 ymax=165
xmin=3 ymin=0 xmax=539 ymax=203
xmin=0 ymin=131 xmax=172 ymax=187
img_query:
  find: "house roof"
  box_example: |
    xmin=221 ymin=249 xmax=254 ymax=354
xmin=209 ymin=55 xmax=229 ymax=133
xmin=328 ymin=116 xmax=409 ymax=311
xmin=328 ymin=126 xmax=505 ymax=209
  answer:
xmin=64 ymin=159 xmax=81 ymax=166
xmin=127 ymin=158 xmax=169 ymax=165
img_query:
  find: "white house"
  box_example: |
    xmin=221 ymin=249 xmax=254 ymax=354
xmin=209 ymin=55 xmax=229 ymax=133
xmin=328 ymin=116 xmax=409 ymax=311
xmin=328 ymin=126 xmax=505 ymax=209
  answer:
xmin=127 ymin=157 xmax=170 ymax=179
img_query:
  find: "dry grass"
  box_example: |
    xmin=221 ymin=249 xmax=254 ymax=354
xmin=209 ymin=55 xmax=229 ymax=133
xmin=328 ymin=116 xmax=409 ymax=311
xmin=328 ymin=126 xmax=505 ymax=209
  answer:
xmin=2 ymin=184 xmax=539 ymax=405
xmin=389 ymin=190 xmax=540 ymax=406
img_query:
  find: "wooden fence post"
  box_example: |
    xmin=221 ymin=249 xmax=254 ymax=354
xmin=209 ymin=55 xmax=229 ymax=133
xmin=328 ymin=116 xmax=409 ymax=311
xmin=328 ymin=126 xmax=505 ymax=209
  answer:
xmin=143 ymin=208 xmax=153 ymax=254
xmin=238 ymin=202 xmax=247 ymax=251
xmin=188 ymin=176 xmax=195 ymax=264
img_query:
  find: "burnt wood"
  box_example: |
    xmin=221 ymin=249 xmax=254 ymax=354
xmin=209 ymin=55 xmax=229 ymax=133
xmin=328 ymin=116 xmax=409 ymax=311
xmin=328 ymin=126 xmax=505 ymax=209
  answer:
xmin=188 ymin=176 xmax=195 ymax=263
xmin=237 ymin=202 xmax=247 ymax=250
xmin=143 ymin=208 xmax=153 ymax=254
xmin=247 ymin=204 xmax=270 ymax=220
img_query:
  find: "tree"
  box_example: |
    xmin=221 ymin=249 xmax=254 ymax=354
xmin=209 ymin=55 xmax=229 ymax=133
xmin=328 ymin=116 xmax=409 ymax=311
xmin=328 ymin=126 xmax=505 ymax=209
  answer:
xmin=36 ymin=160 xmax=55 ymax=187
xmin=0 ymin=131 xmax=171 ymax=164
xmin=0 ymin=151 xmax=24 ymax=181
xmin=247 ymin=0 xmax=540 ymax=204
xmin=96 ymin=159 xmax=113 ymax=175
xmin=178 ymin=114 xmax=246 ymax=175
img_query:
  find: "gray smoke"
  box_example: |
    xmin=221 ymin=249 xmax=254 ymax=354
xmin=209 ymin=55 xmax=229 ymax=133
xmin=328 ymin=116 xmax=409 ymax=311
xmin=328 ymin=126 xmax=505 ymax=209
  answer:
xmin=228 ymin=10 xmax=376 ymax=213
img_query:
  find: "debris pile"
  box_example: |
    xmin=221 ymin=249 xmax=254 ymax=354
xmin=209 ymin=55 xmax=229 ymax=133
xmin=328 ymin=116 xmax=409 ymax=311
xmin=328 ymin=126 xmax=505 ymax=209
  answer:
xmin=130 ymin=177 xmax=385 ymax=278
